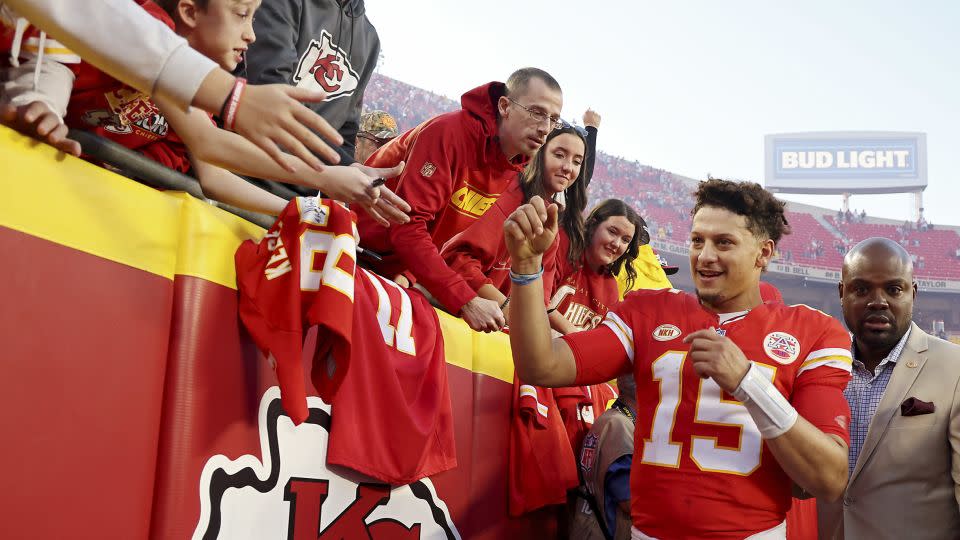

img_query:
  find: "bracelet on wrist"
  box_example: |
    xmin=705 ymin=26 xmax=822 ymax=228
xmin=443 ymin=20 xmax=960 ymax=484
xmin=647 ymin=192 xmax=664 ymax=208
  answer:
xmin=220 ymin=77 xmax=247 ymax=132
xmin=500 ymin=296 xmax=510 ymax=309
xmin=509 ymin=266 xmax=544 ymax=286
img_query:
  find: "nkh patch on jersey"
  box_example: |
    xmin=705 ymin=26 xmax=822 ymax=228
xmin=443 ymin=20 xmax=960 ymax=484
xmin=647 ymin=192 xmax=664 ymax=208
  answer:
xmin=293 ymin=30 xmax=360 ymax=100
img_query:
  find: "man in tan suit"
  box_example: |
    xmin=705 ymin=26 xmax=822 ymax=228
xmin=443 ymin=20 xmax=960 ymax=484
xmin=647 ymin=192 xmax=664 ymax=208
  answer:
xmin=819 ymin=237 xmax=960 ymax=539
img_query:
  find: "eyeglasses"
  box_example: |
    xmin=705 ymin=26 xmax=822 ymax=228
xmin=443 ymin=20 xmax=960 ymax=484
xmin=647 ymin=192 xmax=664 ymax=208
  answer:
xmin=508 ymin=98 xmax=563 ymax=130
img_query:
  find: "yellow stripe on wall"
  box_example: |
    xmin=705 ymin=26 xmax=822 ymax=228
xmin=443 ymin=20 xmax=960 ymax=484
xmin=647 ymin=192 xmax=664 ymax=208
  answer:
xmin=0 ymin=127 xmax=182 ymax=280
xmin=0 ymin=126 xmax=516 ymax=382
xmin=174 ymin=194 xmax=264 ymax=288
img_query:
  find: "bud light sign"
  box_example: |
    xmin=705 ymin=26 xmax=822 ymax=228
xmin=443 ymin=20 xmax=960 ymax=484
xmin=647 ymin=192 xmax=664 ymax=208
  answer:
xmin=764 ymin=132 xmax=926 ymax=194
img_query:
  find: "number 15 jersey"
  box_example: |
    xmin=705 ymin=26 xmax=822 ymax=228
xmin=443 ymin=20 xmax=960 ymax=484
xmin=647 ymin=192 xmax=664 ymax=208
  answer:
xmin=563 ymin=288 xmax=853 ymax=539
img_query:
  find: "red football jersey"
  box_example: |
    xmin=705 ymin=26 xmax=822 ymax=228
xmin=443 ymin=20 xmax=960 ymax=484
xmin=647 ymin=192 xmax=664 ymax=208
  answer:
xmin=548 ymin=256 xmax=621 ymax=332
xmin=563 ymin=288 xmax=853 ymax=539
xmin=554 ymin=382 xmax=618 ymax=456
xmin=236 ymin=197 xmax=455 ymax=485
xmin=508 ymin=378 xmax=579 ymax=516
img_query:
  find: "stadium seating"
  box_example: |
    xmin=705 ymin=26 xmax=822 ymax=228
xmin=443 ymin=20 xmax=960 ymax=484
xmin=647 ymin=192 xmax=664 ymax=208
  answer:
xmin=363 ymin=73 xmax=960 ymax=280
xmin=828 ymin=218 xmax=960 ymax=279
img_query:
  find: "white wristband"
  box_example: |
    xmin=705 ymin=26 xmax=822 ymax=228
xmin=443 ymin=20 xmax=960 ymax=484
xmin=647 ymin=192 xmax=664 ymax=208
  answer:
xmin=732 ymin=363 xmax=798 ymax=439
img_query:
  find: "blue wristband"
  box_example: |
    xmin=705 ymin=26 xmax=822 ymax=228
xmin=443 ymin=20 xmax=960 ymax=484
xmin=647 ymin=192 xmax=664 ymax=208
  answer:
xmin=509 ymin=266 xmax=544 ymax=286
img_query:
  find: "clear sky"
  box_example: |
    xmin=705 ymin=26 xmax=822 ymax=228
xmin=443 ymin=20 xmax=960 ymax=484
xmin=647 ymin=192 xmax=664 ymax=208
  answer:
xmin=365 ymin=0 xmax=960 ymax=226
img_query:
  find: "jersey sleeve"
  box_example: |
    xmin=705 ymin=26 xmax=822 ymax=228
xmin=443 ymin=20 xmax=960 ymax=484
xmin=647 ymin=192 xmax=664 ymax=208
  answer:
xmin=518 ymin=383 xmax=551 ymax=429
xmin=795 ymin=307 xmax=853 ymax=380
xmin=563 ymin=294 xmax=643 ymax=386
xmin=793 ymin=376 xmax=852 ymax=445
xmin=564 ymin=290 xmax=663 ymax=384
xmin=792 ymin=308 xmax=854 ymax=444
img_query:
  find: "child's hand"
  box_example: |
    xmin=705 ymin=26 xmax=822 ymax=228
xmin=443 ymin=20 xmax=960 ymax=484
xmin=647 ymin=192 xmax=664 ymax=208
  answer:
xmin=1 ymin=101 xmax=81 ymax=156
xmin=233 ymin=84 xmax=342 ymax=172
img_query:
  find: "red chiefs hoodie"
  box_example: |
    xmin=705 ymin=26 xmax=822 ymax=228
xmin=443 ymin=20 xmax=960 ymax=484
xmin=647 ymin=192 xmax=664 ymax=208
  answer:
xmin=440 ymin=180 xmax=561 ymax=304
xmin=356 ymin=82 xmax=527 ymax=313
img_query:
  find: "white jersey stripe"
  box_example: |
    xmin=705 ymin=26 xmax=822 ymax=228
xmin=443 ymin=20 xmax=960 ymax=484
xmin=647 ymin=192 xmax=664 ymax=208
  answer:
xmin=804 ymin=347 xmax=852 ymax=362
xmin=798 ymin=355 xmax=853 ymax=375
xmin=519 ymin=384 xmax=549 ymax=419
xmin=602 ymin=312 xmax=635 ymax=363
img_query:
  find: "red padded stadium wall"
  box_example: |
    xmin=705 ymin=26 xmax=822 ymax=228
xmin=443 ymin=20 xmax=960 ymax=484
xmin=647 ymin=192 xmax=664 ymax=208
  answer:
xmin=0 ymin=227 xmax=171 ymax=539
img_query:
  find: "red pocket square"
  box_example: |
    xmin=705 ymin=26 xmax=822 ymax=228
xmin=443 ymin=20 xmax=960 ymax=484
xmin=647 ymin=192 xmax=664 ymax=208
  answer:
xmin=900 ymin=397 xmax=936 ymax=416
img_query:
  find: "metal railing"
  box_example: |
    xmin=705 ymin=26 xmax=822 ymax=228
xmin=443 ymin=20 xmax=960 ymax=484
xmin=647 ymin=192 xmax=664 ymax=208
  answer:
xmin=67 ymin=129 xmax=285 ymax=230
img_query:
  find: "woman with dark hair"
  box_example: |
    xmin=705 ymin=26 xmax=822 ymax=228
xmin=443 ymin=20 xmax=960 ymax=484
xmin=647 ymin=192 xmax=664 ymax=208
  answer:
xmin=548 ymin=198 xmax=648 ymax=335
xmin=440 ymin=125 xmax=589 ymax=321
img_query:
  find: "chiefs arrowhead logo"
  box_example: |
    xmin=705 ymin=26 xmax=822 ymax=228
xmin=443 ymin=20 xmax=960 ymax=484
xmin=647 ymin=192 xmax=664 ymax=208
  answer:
xmin=293 ymin=30 xmax=360 ymax=101
xmin=193 ymin=387 xmax=460 ymax=540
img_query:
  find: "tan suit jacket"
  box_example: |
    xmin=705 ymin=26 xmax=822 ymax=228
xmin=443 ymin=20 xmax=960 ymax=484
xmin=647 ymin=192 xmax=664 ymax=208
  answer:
xmin=818 ymin=323 xmax=960 ymax=539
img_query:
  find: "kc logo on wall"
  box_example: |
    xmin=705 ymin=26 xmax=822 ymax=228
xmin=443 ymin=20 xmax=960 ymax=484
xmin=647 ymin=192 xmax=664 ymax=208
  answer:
xmin=192 ymin=387 xmax=461 ymax=540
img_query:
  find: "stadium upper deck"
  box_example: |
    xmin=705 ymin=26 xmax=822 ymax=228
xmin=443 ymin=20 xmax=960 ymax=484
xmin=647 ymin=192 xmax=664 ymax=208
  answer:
xmin=364 ymin=73 xmax=960 ymax=282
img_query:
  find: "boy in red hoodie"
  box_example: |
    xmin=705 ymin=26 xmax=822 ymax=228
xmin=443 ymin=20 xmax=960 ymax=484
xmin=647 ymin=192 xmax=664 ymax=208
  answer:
xmin=356 ymin=68 xmax=562 ymax=332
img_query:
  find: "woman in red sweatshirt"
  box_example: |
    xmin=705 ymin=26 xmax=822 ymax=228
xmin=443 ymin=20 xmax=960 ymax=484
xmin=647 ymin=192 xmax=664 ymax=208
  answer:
xmin=440 ymin=125 xmax=589 ymax=318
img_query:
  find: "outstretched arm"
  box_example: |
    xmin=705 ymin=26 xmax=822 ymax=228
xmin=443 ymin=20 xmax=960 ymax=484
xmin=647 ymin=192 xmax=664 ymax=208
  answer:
xmin=190 ymin=159 xmax=287 ymax=215
xmin=153 ymin=95 xmax=409 ymax=226
xmin=503 ymin=196 xmax=578 ymax=386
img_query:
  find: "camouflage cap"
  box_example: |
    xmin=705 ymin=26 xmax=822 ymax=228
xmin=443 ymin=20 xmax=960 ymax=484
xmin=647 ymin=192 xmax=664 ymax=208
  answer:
xmin=359 ymin=110 xmax=399 ymax=140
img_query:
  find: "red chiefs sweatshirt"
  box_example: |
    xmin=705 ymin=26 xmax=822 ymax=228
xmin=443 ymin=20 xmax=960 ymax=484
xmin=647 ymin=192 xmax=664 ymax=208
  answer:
xmin=356 ymin=82 xmax=527 ymax=313
xmin=440 ymin=180 xmax=560 ymax=303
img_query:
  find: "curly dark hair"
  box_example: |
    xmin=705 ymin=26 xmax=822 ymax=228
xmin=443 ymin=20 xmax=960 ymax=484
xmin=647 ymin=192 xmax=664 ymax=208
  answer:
xmin=577 ymin=199 xmax=648 ymax=291
xmin=519 ymin=126 xmax=589 ymax=265
xmin=691 ymin=178 xmax=791 ymax=244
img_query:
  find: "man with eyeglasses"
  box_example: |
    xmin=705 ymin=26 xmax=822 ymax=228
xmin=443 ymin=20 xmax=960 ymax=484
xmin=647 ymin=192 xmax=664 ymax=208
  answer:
xmin=356 ymin=67 xmax=563 ymax=333
xmin=355 ymin=110 xmax=399 ymax=164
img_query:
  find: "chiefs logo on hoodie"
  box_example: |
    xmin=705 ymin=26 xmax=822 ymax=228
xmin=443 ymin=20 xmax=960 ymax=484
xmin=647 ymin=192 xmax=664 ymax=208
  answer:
xmin=293 ymin=30 xmax=360 ymax=100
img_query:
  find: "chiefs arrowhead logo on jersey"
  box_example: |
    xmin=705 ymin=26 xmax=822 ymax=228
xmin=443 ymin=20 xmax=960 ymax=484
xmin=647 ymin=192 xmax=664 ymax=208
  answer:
xmin=293 ymin=30 xmax=360 ymax=101
xmin=763 ymin=331 xmax=801 ymax=364
xmin=193 ymin=387 xmax=460 ymax=540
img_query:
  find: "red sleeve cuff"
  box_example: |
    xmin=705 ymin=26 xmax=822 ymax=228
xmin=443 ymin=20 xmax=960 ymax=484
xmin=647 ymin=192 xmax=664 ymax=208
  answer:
xmin=436 ymin=278 xmax=478 ymax=315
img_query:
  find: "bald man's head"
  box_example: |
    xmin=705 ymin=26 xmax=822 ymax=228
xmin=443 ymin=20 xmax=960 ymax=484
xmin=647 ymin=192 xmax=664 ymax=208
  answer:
xmin=839 ymin=237 xmax=917 ymax=364
xmin=842 ymin=237 xmax=913 ymax=279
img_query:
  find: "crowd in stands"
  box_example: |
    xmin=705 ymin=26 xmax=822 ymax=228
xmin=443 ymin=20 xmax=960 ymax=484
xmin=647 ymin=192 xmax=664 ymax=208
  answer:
xmin=363 ymin=73 xmax=459 ymax=132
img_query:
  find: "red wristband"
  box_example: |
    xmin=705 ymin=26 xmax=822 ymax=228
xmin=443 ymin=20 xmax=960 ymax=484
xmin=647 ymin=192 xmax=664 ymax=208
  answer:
xmin=220 ymin=77 xmax=247 ymax=132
